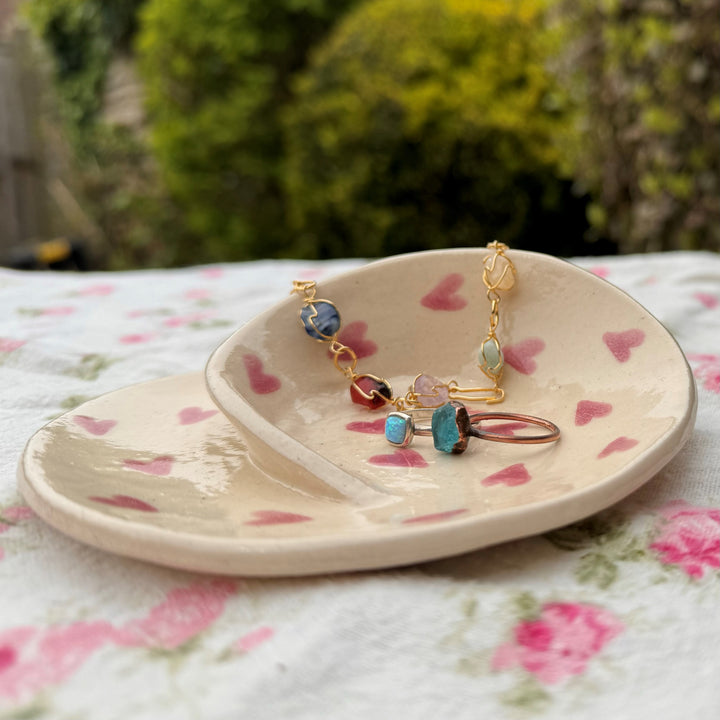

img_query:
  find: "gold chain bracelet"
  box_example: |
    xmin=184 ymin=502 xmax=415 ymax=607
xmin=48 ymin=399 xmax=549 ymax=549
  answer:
xmin=291 ymin=242 xmax=516 ymax=411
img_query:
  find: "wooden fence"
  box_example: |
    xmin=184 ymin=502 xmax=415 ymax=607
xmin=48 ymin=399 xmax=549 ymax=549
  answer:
xmin=0 ymin=38 xmax=47 ymax=260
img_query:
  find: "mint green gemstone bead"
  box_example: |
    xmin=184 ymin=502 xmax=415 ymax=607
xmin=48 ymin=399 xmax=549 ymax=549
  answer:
xmin=479 ymin=337 xmax=503 ymax=378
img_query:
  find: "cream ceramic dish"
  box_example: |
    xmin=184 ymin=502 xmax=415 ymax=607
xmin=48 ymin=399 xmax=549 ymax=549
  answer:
xmin=20 ymin=249 xmax=696 ymax=575
xmin=205 ymin=248 xmax=696 ymax=568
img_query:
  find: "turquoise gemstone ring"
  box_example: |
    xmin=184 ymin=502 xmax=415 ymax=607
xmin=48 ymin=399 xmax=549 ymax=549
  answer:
xmin=385 ymin=401 xmax=560 ymax=454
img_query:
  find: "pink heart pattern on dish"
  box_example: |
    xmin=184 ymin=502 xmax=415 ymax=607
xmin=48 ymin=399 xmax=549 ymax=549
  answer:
xmin=73 ymin=415 xmax=117 ymax=436
xmin=345 ymin=418 xmax=386 ymax=434
xmin=123 ymin=456 xmax=174 ymax=476
xmin=503 ymin=338 xmax=545 ymax=375
xmin=603 ymin=329 xmax=645 ymax=363
xmin=482 ymin=463 xmax=531 ymax=487
xmin=598 ymin=436 xmax=639 ymax=459
xmin=575 ymin=401 xmax=613 ymax=426
xmin=89 ymin=495 xmax=158 ymax=512
xmin=420 ymin=273 xmax=468 ymax=311
xmin=331 ymin=321 xmax=377 ymax=360
xmin=368 ymin=448 xmax=429 ymax=468
xmin=244 ymin=510 xmax=312 ymax=526
xmin=242 ymin=353 xmax=281 ymax=394
xmin=403 ymin=509 xmax=468 ymax=524
xmin=178 ymin=406 xmax=218 ymax=425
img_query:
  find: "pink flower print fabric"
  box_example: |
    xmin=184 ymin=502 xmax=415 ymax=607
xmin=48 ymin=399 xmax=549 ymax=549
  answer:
xmin=493 ymin=603 xmax=623 ymax=684
xmin=650 ymin=502 xmax=720 ymax=578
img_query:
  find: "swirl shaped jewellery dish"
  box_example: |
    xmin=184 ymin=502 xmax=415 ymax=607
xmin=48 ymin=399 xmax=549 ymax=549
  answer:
xmin=19 ymin=249 xmax=696 ymax=576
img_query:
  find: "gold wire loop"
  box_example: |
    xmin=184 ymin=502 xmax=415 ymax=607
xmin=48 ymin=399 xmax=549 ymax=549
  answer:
xmin=446 ymin=381 xmax=505 ymax=405
xmin=331 ymin=343 xmax=358 ymax=377
xmin=291 ymin=280 xmax=317 ymax=302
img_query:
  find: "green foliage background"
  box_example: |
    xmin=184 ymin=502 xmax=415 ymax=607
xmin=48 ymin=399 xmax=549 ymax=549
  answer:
xmin=136 ymin=0 xmax=360 ymax=262
xmin=556 ymin=0 xmax=720 ymax=252
xmin=282 ymin=0 xmax=587 ymax=258
xmin=23 ymin=0 xmax=720 ymax=265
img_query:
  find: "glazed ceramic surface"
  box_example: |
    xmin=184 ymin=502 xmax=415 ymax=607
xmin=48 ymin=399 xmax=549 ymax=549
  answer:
xmin=204 ymin=248 xmax=696 ymax=567
xmin=19 ymin=249 xmax=696 ymax=575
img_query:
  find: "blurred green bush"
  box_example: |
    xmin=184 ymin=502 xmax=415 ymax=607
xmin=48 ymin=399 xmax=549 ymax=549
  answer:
xmin=556 ymin=0 xmax=720 ymax=252
xmin=282 ymin=0 xmax=590 ymax=258
xmin=25 ymin=0 xmax=719 ymax=264
xmin=137 ymin=0 xmax=360 ymax=261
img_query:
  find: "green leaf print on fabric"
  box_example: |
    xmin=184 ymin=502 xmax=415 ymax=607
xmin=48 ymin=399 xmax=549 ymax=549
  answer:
xmin=575 ymin=553 xmax=618 ymax=589
xmin=188 ymin=319 xmax=233 ymax=330
xmin=545 ymin=511 xmax=652 ymax=589
xmin=512 ymin=591 xmax=541 ymax=620
xmin=544 ymin=513 xmax=622 ymax=551
xmin=59 ymin=395 xmax=95 ymax=411
xmin=63 ymin=355 xmax=117 ymax=382
xmin=500 ymin=677 xmax=551 ymax=711
xmin=47 ymin=395 xmax=96 ymax=419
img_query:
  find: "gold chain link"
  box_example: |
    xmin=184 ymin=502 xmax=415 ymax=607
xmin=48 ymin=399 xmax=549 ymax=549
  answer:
xmin=479 ymin=242 xmax=516 ymax=389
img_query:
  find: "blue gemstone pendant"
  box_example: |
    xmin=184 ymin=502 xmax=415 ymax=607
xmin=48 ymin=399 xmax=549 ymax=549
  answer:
xmin=300 ymin=301 xmax=341 ymax=340
xmin=431 ymin=402 xmax=472 ymax=454
xmin=385 ymin=412 xmax=414 ymax=447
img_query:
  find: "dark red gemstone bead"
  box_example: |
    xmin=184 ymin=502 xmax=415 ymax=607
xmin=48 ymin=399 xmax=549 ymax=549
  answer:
xmin=350 ymin=375 xmax=393 ymax=409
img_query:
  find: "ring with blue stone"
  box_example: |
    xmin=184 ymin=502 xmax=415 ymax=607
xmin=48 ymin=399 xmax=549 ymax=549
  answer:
xmin=385 ymin=401 xmax=560 ymax=454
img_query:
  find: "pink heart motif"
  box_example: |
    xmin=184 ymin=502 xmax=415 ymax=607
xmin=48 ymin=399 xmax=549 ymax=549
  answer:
xmin=123 ymin=456 xmax=174 ymax=476
xmin=403 ymin=508 xmax=468 ymax=524
xmin=598 ymin=436 xmax=639 ymax=459
xmin=178 ymin=406 xmax=218 ymax=425
xmin=345 ymin=418 xmax=386 ymax=434
xmin=120 ymin=333 xmax=155 ymax=345
xmin=244 ymin=510 xmax=313 ymax=526
xmin=482 ymin=463 xmax=531 ymax=487
xmin=694 ymin=292 xmax=719 ymax=310
xmin=503 ymin=338 xmax=546 ymax=375
xmin=201 ymin=267 xmax=224 ymax=279
xmin=589 ymin=266 xmax=610 ymax=279
xmin=79 ymin=284 xmax=114 ymax=297
xmin=575 ymin=400 xmax=613 ymax=426
xmin=236 ymin=626 xmax=275 ymax=652
xmin=89 ymin=495 xmax=158 ymax=512
xmin=368 ymin=448 xmax=429 ymax=468
xmin=242 ymin=353 xmax=281 ymax=394
xmin=478 ymin=420 xmax=528 ymax=437
xmin=73 ymin=415 xmax=117 ymax=436
xmin=0 ymin=338 xmax=25 ymax=353
xmin=420 ymin=274 xmax=468 ymax=311
xmin=330 ymin=321 xmax=377 ymax=360
xmin=603 ymin=329 xmax=645 ymax=363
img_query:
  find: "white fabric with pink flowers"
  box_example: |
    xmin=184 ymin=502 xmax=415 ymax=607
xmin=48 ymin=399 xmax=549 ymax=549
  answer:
xmin=1 ymin=252 xmax=719 ymax=719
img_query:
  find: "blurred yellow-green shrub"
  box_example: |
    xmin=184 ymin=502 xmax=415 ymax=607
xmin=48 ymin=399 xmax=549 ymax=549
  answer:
xmin=137 ymin=0 xmax=360 ymax=261
xmin=27 ymin=0 xmax=718 ymax=264
xmin=556 ymin=0 xmax=720 ymax=252
xmin=282 ymin=0 xmax=591 ymax=258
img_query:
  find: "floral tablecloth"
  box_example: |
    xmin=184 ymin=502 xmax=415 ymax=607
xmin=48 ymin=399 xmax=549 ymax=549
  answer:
xmin=1 ymin=252 xmax=718 ymax=719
